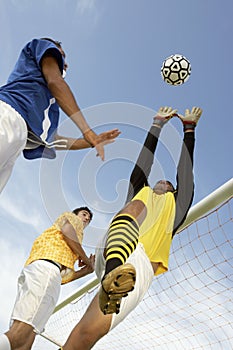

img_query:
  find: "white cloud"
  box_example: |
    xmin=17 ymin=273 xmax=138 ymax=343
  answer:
xmin=74 ymin=0 xmax=101 ymax=28
xmin=0 ymin=155 xmax=54 ymax=232
xmin=0 ymin=238 xmax=27 ymax=331
xmin=0 ymin=193 xmax=41 ymax=228
xmin=76 ymin=0 xmax=97 ymax=15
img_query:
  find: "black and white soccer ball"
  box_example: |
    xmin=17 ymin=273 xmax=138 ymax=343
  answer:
xmin=161 ymin=54 xmax=191 ymax=86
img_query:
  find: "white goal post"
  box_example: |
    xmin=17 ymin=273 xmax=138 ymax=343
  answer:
xmin=177 ymin=178 xmax=233 ymax=232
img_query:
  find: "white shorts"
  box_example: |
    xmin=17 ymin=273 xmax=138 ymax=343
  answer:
xmin=10 ymin=260 xmax=61 ymax=333
xmin=95 ymin=238 xmax=154 ymax=330
xmin=0 ymin=100 xmax=27 ymax=193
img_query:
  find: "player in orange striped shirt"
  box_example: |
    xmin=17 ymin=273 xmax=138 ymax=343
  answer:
xmin=0 ymin=207 xmax=94 ymax=350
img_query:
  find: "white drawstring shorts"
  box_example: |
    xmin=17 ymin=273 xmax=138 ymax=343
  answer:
xmin=10 ymin=260 xmax=61 ymax=333
xmin=0 ymin=100 xmax=27 ymax=193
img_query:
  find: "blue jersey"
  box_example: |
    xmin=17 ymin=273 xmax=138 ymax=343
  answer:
xmin=0 ymin=39 xmax=64 ymax=159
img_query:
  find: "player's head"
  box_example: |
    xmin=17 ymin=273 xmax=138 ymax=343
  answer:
xmin=40 ymin=37 xmax=68 ymax=72
xmin=72 ymin=206 xmax=93 ymax=227
xmin=153 ymin=180 xmax=175 ymax=195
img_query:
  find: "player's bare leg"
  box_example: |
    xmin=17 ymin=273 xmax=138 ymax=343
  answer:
xmin=5 ymin=320 xmax=36 ymax=350
xmin=63 ymin=294 xmax=112 ymax=350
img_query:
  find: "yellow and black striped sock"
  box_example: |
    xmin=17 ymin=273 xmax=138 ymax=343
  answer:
xmin=105 ymin=214 xmax=139 ymax=276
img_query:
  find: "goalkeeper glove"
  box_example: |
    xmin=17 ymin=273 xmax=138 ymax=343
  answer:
xmin=178 ymin=107 xmax=202 ymax=131
xmin=153 ymin=106 xmax=177 ymax=128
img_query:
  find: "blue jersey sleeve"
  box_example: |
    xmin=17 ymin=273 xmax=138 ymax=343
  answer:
xmin=28 ymin=39 xmax=64 ymax=74
xmin=7 ymin=39 xmax=64 ymax=84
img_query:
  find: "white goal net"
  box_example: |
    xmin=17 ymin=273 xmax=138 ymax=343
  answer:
xmin=33 ymin=179 xmax=233 ymax=349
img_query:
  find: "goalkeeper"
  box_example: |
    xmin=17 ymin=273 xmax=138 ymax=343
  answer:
xmin=59 ymin=106 xmax=202 ymax=350
xmin=0 ymin=207 xmax=95 ymax=350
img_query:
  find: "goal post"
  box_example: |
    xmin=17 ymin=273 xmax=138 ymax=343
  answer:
xmin=177 ymin=177 xmax=233 ymax=232
xmin=33 ymin=178 xmax=233 ymax=349
xmin=53 ymin=276 xmax=99 ymax=314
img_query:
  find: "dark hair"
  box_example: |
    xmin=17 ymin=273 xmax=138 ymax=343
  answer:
xmin=154 ymin=180 xmax=175 ymax=193
xmin=72 ymin=206 xmax=93 ymax=221
xmin=165 ymin=180 xmax=175 ymax=192
xmin=40 ymin=37 xmax=62 ymax=48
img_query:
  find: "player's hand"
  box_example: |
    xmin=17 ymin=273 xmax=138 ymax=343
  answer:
xmin=80 ymin=254 xmax=95 ymax=274
xmin=83 ymin=128 xmax=121 ymax=161
xmin=153 ymin=106 xmax=177 ymax=127
xmin=61 ymin=255 xmax=95 ymax=284
xmin=95 ymin=129 xmax=121 ymax=161
xmin=88 ymin=254 xmax=95 ymax=271
xmin=83 ymin=128 xmax=98 ymax=147
xmin=156 ymin=106 xmax=178 ymax=119
xmin=61 ymin=268 xmax=75 ymax=284
xmin=178 ymin=107 xmax=202 ymax=128
xmin=78 ymin=258 xmax=85 ymax=267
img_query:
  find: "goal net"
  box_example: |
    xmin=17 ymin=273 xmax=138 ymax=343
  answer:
xmin=33 ymin=179 xmax=233 ymax=349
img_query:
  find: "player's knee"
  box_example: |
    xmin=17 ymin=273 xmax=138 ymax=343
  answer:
xmin=78 ymin=328 xmax=97 ymax=347
xmin=69 ymin=326 xmax=105 ymax=350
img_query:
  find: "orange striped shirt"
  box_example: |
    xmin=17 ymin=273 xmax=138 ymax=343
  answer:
xmin=25 ymin=212 xmax=83 ymax=270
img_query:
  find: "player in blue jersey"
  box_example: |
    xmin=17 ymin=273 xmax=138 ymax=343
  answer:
xmin=0 ymin=37 xmax=120 ymax=193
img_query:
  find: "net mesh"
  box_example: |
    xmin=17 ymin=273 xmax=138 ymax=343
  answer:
xmin=33 ymin=197 xmax=233 ymax=349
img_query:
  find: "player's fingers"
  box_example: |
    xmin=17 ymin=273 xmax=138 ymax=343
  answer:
xmin=95 ymin=144 xmax=104 ymax=161
xmin=107 ymin=129 xmax=121 ymax=139
xmin=159 ymin=107 xmax=163 ymax=113
xmin=192 ymin=107 xmax=202 ymax=116
xmin=107 ymin=128 xmax=120 ymax=135
xmin=191 ymin=107 xmax=197 ymax=114
xmin=97 ymin=130 xmax=120 ymax=143
xmin=101 ymin=139 xmax=115 ymax=146
xmin=177 ymin=113 xmax=184 ymax=119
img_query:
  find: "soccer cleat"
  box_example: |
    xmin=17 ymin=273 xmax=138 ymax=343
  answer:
xmin=99 ymin=263 xmax=136 ymax=315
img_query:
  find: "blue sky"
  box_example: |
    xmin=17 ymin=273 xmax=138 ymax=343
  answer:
xmin=0 ymin=0 xmax=232 ymax=344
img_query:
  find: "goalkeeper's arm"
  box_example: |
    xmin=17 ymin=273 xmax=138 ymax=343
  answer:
xmin=173 ymin=107 xmax=202 ymax=236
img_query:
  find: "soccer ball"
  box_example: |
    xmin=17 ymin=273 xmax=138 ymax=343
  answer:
xmin=161 ymin=54 xmax=191 ymax=86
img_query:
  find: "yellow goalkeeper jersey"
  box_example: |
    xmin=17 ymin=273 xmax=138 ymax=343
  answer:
xmin=132 ymin=186 xmax=175 ymax=276
xmin=25 ymin=212 xmax=83 ymax=270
